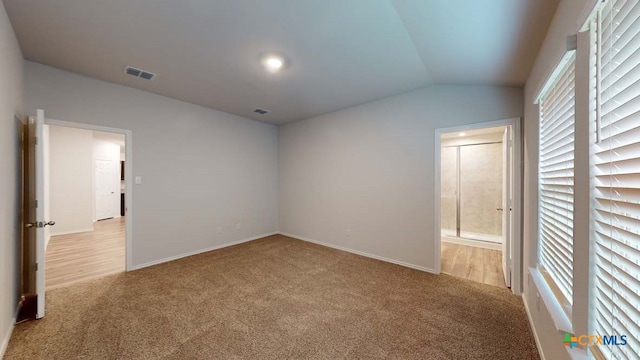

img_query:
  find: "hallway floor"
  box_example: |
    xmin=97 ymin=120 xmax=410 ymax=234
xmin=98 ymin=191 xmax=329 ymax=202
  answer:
xmin=441 ymin=242 xmax=506 ymax=288
xmin=45 ymin=217 xmax=125 ymax=290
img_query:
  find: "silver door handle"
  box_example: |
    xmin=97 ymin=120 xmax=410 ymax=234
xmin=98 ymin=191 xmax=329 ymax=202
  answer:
xmin=25 ymin=221 xmax=56 ymax=228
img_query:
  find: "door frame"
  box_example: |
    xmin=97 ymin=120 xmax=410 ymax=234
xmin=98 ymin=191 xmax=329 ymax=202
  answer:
xmin=45 ymin=118 xmax=134 ymax=271
xmin=434 ymin=117 xmax=523 ymax=295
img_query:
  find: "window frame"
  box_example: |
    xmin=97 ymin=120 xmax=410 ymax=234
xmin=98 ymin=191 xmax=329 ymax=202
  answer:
xmin=536 ymin=51 xmax=578 ymax=319
xmin=588 ymin=0 xmax=640 ymax=358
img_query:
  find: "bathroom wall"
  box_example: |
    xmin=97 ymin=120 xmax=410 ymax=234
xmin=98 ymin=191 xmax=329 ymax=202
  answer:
xmin=440 ymin=147 xmax=457 ymax=233
xmin=459 ymin=143 xmax=503 ymax=236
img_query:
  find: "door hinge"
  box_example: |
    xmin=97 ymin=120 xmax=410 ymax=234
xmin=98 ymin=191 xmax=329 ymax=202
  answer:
xmin=35 ymin=263 xmax=38 ymax=271
xmin=35 ymin=136 xmax=38 ymax=145
xmin=35 ymin=200 xmax=38 ymax=208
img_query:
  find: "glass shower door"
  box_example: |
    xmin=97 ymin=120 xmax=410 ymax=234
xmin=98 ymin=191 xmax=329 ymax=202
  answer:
xmin=459 ymin=143 xmax=503 ymax=243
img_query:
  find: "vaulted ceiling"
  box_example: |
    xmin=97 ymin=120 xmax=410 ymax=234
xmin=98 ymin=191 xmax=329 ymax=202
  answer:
xmin=4 ymin=0 xmax=558 ymax=124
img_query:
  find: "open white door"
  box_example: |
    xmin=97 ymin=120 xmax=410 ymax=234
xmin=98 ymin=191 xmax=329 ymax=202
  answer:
xmin=501 ymin=127 xmax=512 ymax=288
xmin=26 ymin=109 xmax=54 ymax=319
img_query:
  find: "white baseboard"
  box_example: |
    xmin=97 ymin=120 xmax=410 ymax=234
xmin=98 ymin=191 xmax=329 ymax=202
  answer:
xmin=279 ymin=232 xmax=436 ymax=274
xmin=442 ymin=236 xmax=502 ymax=251
xmin=1 ymin=309 xmax=18 ymax=359
xmin=130 ymin=232 xmax=279 ymax=271
xmin=523 ymin=294 xmax=545 ymax=360
xmin=50 ymin=228 xmax=94 ymax=237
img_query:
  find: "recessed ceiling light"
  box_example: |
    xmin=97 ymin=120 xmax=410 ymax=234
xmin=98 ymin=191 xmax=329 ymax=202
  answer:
xmin=459 ymin=132 xmax=466 ymax=137
xmin=261 ymin=54 xmax=285 ymax=73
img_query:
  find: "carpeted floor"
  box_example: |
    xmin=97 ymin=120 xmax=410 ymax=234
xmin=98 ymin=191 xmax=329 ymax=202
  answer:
xmin=4 ymin=235 xmax=539 ymax=359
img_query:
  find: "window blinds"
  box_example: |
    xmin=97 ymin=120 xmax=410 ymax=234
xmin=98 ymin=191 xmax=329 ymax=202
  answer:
xmin=592 ymin=0 xmax=640 ymax=358
xmin=538 ymin=53 xmax=577 ymax=308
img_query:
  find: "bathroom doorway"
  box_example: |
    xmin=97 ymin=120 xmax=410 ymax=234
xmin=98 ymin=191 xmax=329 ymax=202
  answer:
xmin=441 ymin=128 xmax=505 ymax=247
xmin=435 ymin=118 xmax=522 ymax=292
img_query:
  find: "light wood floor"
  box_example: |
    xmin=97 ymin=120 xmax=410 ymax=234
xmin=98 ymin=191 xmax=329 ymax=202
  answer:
xmin=45 ymin=217 xmax=125 ymax=290
xmin=441 ymin=242 xmax=506 ymax=288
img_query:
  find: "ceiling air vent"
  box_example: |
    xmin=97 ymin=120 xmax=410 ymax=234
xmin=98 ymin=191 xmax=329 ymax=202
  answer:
xmin=124 ymin=66 xmax=156 ymax=80
xmin=254 ymin=108 xmax=270 ymax=115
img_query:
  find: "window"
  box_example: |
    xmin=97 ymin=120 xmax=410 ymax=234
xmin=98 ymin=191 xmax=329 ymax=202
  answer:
xmin=591 ymin=0 xmax=640 ymax=358
xmin=538 ymin=52 xmax=577 ymax=312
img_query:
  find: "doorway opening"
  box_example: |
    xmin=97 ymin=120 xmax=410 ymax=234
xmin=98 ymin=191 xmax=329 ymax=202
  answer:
xmin=43 ymin=124 xmax=127 ymax=290
xmin=22 ymin=110 xmax=133 ymax=319
xmin=435 ymin=118 xmax=522 ymax=293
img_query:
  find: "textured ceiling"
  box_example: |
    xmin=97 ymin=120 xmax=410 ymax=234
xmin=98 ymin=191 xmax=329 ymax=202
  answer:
xmin=4 ymin=0 xmax=558 ymax=124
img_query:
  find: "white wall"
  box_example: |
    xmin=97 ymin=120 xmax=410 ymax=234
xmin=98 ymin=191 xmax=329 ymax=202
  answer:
xmin=25 ymin=61 xmax=279 ymax=267
xmin=278 ymin=85 xmax=523 ymax=271
xmin=523 ymin=1 xmax=594 ymax=359
xmin=48 ymin=125 xmax=94 ymax=236
xmin=93 ymin=137 xmax=122 ymax=221
xmin=0 ymin=2 xmax=23 ymax=356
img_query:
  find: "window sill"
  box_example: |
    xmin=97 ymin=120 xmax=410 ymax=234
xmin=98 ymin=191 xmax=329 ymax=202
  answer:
xmin=567 ymin=347 xmax=588 ymax=360
xmin=528 ymin=267 xmax=573 ymax=334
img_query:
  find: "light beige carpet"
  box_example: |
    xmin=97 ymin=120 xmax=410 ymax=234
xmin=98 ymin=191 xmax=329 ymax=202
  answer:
xmin=5 ymin=235 xmax=539 ymax=359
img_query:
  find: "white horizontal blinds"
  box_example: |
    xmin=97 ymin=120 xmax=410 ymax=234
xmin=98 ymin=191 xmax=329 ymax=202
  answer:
xmin=593 ymin=0 xmax=640 ymax=358
xmin=538 ymin=52 xmax=576 ymax=307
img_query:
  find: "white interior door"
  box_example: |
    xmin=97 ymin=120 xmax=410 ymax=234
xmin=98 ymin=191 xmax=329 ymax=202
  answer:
xmin=501 ymin=127 xmax=512 ymax=287
xmin=27 ymin=109 xmax=53 ymax=319
xmin=95 ymin=159 xmax=114 ymax=220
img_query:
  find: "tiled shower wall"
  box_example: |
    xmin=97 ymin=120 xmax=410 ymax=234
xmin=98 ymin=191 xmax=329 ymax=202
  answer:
xmin=441 ymin=147 xmax=457 ymax=232
xmin=441 ymin=143 xmax=503 ymax=237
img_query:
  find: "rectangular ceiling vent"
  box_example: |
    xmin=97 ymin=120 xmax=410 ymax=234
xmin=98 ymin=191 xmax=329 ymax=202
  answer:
xmin=124 ymin=66 xmax=156 ymax=80
xmin=254 ymin=108 xmax=270 ymax=115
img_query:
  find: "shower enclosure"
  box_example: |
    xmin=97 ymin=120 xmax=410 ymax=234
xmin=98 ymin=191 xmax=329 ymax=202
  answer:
xmin=440 ymin=141 xmax=503 ymax=244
